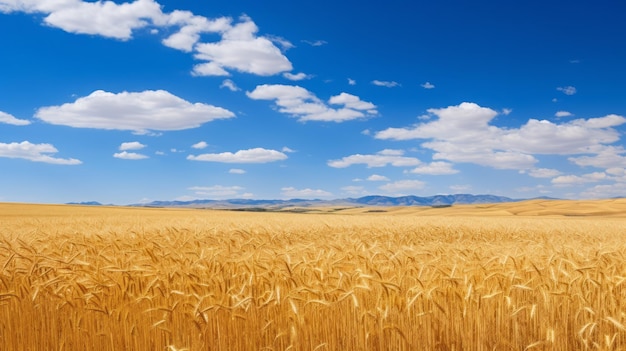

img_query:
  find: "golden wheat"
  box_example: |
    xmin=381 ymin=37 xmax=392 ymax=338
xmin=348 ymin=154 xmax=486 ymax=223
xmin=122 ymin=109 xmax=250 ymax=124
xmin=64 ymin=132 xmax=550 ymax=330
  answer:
xmin=1 ymin=202 xmax=626 ymax=350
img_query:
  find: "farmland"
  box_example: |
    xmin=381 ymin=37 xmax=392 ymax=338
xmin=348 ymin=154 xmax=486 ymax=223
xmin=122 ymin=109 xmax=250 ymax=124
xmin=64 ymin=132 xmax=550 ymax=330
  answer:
xmin=2 ymin=200 xmax=626 ymax=350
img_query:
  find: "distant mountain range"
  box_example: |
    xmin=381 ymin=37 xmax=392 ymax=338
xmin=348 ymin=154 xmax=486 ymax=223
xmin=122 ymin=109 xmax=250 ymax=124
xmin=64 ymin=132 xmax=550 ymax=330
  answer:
xmin=116 ymin=194 xmax=551 ymax=209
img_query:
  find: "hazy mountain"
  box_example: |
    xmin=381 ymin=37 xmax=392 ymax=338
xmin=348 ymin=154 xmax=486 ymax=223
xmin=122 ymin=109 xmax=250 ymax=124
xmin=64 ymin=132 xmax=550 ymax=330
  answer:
xmin=133 ymin=194 xmax=521 ymax=209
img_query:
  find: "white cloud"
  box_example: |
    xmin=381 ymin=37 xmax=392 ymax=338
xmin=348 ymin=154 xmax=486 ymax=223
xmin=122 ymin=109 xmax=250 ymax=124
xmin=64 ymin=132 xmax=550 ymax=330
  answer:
xmin=228 ymin=168 xmax=246 ymax=174
xmin=421 ymin=82 xmax=435 ymax=89
xmin=281 ymin=187 xmax=332 ymax=198
xmin=0 ymin=141 xmax=81 ymax=165
xmin=119 ymin=141 xmax=146 ymax=151
xmin=189 ymin=185 xmax=251 ymax=199
xmin=372 ymin=80 xmax=400 ymax=88
xmin=367 ymin=174 xmax=390 ymax=181
xmin=528 ymin=168 xmax=561 ymax=178
xmin=302 ymin=39 xmax=327 ymax=46
xmin=266 ymin=35 xmax=294 ymax=51
xmin=187 ymin=147 xmax=287 ymax=163
xmin=408 ymin=161 xmax=458 ymax=175
xmin=193 ymin=16 xmax=292 ymax=76
xmin=247 ymin=84 xmax=377 ymax=122
xmin=569 ymin=146 xmax=626 ymax=168
xmin=191 ymin=141 xmax=208 ymax=149
xmin=283 ymin=72 xmax=311 ymax=81
xmin=379 ymin=180 xmax=425 ymax=194
xmin=281 ymin=147 xmax=295 ymax=153
xmin=0 ymin=111 xmax=30 ymax=125
xmin=581 ymin=183 xmax=626 ymax=199
xmin=328 ymin=149 xmax=421 ymax=168
xmin=552 ymin=172 xmax=606 ymax=186
xmin=502 ymin=108 xmax=512 ymax=115
xmin=557 ymin=86 xmax=577 ymax=95
xmin=376 ymin=102 xmax=626 ymax=170
xmin=220 ymin=79 xmax=240 ymax=91
xmin=2 ymin=3 xmax=292 ymax=77
xmin=0 ymin=0 xmax=166 ymax=40
xmin=113 ymin=151 xmax=148 ymax=160
xmin=348 ymin=78 xmax=356 ymax=86
xmin=35 ymin=90 xmax=234 ymax=133
xmin=555 ymin=111 xmax=573 ymax=118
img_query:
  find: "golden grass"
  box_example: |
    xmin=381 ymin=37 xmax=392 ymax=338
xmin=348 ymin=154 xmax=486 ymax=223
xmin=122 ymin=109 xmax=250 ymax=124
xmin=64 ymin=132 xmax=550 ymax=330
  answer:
xmin=1 ymin=200 xmax=626 ymax=350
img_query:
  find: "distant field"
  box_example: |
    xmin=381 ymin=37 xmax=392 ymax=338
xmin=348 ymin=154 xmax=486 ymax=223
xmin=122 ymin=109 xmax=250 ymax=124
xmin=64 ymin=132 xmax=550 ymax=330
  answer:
xmin=2 ymin=200 xmax=626 ymax=350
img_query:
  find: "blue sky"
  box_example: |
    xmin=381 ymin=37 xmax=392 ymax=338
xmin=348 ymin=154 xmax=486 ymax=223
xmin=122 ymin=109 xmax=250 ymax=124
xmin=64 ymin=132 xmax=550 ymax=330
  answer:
xmin=1 ymin=0 xmax=625 ymax=204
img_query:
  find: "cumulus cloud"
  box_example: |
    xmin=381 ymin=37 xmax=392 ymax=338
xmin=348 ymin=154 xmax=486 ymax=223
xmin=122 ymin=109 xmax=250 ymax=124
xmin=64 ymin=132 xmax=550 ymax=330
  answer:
xmin=552 ymin=172 xmax=606 ymax=186
xmin=555 ymin=111 xmax=573 ymax=118
xmin=0 ymin=0 xmax=166 ymax=40
xmin=281 ymin=147 xmax=295 ymax=153
xmin=189 ymin=185 xmax=252 ymax=199
xmin=348 ymin=78 xmax=356 ymax=85
xmin=0 ymin=141 xmax=81 ymax=165
xmin=528 ymin=168 xmax=561 ymax=178
xmin=228 ymin=168 xmax=246 ymax=174
xmin=113 ymin=151 xmax=148 ymax=160
xmin=1 ymin=2 xmax=292 ymax=77
xmin=502 ymin=108 xmax=512 ymax=115
xmin=220 ymin=79 xmax=240 ymax=91
xmin=283 ymin=72 xmax=311 ymax=81
xmin=557 ymin=86 xmax=577 ymax=95
xmin=247 ymin=84 xmax=377 ymax=122
xmin=569 ymin=146 xmax=626 ymax=168
xmin=191 ymin=141 xmax=208 ymax=149
xmin=119 ymin=141 xmax=146 ymax=151
xmin=421 ymin=82 xmax=435 ymax=89
xmin=193 ymin=16 xmax=292 ymax=76
xmin=367 ymin=174 xmax=390 ymax=181
xmin=35 ymin=90 xmax=234 ymax=133
xmin=379 ymin=180 xmax=425 ymax=194
xmin=328 ymin=149 xmax=421 ymax=168
xmin=376 ymin=102 xmax=626 ymax=170
xmin=281 ymin=187 xmax=333 ymax=198
xmin=372 ymin=80 xmax=400 ymax=88
xmin=408 ymin=161 xmax=458 ymax=175
xmin=187 ymin=147 xmax=287 ymax=163
xmin=0 ymin=111 xmax=30 ymax=125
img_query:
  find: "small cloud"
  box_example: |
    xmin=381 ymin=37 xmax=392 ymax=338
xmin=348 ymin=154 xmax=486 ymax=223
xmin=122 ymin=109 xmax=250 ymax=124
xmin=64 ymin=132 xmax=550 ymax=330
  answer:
xmin=266 ymin=35 xmax=294 ymax=51
xmin=155 ymin=151 xmax=165 ymax=156
xmin=552 ymin=98 xmax=558 ymax=103
xmin=557 ymin=86 xmax=577 ymax=95
xmin=528 ymin=168 xmax=561 ymax=178
xmin=119 ymin=141 xmax=146 ymax=151
xmin=302 ymin=40 xmax=327 ymax=46
xmin=361 ymin=129 xmax=371 ymax=135
xmin=502 ymin=108 xmax=513 ymax=115
xmin=113 ymin=151 xmax=149 ymax=160
xmin=0 ymin=111 xmax=30 ymax=125
xmin=379 ymin=180 xmax=425 ymax=194
xmin=569 ymin=59 xmax=581 ymax=64
xmin=283 ymin=72 xmax=311 ymax=81
xmin=229 ymin=168 xmax=246 ymax=174
xmin=189 ymin=185 xmax=251 ymax=199
xmin=328 ymin=149 xmax=420 ymax=168
xmin=420 ymin=82 xmax=435 ymax=89
xmin=281 ymin=147 xmax=295 ymax=153
xmin=348 ymin=78 xmax=356 ymax=86
xmin=188 ymin=147 xmax=288 ymax=163
xmin=281 ymin=187 xmax=333 ymax=198
xmin=408 ymin=161 xmax=459 ymax=175
xmin=0 ymin=141 xmax=81 ymax=165
xmin=555 ymin=111 xmax=573 ymax=118
xmin=192 ymin=141 xmax=209 ymax=149
xmin=220 ymin=79 xmax=240 ymax=92
xmin=372 ymin=80 xmax=400 ymax=88
xmin=367 ymin=174 xmax=390 ymax=181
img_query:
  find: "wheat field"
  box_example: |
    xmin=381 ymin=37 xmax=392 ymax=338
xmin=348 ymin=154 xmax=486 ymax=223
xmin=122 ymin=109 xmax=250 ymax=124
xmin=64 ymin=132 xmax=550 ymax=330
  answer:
xmin=2 ymin=200 xmax=626 ymax=350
